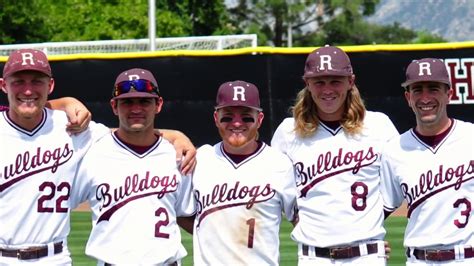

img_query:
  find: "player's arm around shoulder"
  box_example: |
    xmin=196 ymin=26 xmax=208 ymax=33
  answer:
xmin=159 ymin=129 xmax=196 ymax=175
xmin=70 ymin=151 xmax=97 ymax=209
xmin=176 ymin=144 xmax=213 ymax=234
xmin=267 ymin=145 xmax=299 ymax=224
xmin=46 ymin=96 xmax=92 ymax=135
xmin=70 ymin=120 xmax=111 ymax=151
xmin=365 ymin=111 xmax=400 ymax=141
xmin=271 ymin=117 xmax=295 ymax=153
xmin=379 ymin=139 xmax=404 ymax=219
xmin=172 ymin=142 xmax=197 ymax=233
xmin=175 ymin=172 xmax=196 ymax=235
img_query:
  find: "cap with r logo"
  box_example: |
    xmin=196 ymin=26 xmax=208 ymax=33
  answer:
xmin=215 ymin=80 xmax=262 ymax=111
xmin=303 ymin=45 xmax=353 ymax=78
xmin=401 ymin=58 xmax=451 ymax=88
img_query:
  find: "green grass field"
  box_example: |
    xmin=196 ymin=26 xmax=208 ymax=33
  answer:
xmin=69 ymin=212 xmax=407 ymax=265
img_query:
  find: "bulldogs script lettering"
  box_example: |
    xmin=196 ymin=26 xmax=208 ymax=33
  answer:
xmin=96 ymin=171 xmax=178 ymax=211
xmin=1 ymin=144 xmax=74 ymax=192
xmin=294 ymin=147 xmax=378 ymax=197
xmin=195 ymin=181 xmax=276 ymax=226
xmin=402 ymin=160 xmax=474 ymax=217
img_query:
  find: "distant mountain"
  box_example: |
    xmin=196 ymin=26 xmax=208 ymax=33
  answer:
xmin=367 ymin=0 xmax=474 ymax=42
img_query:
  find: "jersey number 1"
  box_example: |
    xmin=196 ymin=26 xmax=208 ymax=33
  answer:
xmin=246 ymin=218 xmax=256 ymax=248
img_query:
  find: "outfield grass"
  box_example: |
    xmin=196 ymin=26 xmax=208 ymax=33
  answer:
xmin=69 ymin=212 xmax=407 ymax=265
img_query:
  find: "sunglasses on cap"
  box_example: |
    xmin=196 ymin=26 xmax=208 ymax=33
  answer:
xmin=113 ymin=79 xmax=159 ymax=97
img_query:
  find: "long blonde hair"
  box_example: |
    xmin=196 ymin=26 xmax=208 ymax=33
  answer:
xmin=291 ymin=84 xmax=366 ymax=138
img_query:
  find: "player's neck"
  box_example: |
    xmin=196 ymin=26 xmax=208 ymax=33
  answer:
xmin=8 ymin=109 xmax=44 ymax=131
xmin=222 ymin=140 xmax=259 ymax=155
xmin=223 ymin=141 xmax=263 ymax=164
xmin=415 ymin=117 xmax=452 ymax=136
xmin=115 ymin=128 xmax=158 ymax=146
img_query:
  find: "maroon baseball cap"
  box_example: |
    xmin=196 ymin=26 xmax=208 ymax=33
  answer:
xmin=2 ymin=49 xmax=52 ymax=78
xmin=112 ymin=68 xmax=160 ymax=100
xmin=303 ymin=45 xmax=353 ymax=78
xmin=401 ymin=58 xmax=451 ymax=88
xmin=215 ymin=80 xmax=262 ymax=111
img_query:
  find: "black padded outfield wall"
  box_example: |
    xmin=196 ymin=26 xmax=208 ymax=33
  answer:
xmin=1 ymin=44 xmax=473 ymax=146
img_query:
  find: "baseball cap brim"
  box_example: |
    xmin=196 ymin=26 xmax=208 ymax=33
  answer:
xmin=401 ymin=78 xmax=451 ymax=88
xmin=215 ymin=103 xmax=262 ymax=112
xmin=113 ymin=91 xmax=160 ymax=100
xmin=303 ymin=69 xmax=352 ymax=78
xmin=4 ymin=65 xmax=52 ymax=78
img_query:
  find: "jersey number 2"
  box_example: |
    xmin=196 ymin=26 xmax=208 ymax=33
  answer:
xmin=37 ymin=182 xmax=71 ymax=213
xmin=155 ymin=207 xmax=170 ymax=238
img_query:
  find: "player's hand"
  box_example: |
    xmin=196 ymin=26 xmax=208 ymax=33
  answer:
xmin=384 ymin=240 xmax=391 ymax=259
xmin=175 ymin=139 xmax=197 ymax=175
xmin=64 ymin=103 xmax=91 ymax=135
xmin=45 ymin=97 xmax=92 ymax=135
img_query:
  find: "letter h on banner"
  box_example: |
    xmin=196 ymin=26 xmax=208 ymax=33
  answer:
xmin=445 ymin=58 xmax=474 ymax=105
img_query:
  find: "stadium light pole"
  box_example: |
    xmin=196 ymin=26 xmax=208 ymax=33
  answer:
xmin=287 ymin=0 xmax=293 ymax=47
xmin=148 ymin=0 xmax=156 ymax=51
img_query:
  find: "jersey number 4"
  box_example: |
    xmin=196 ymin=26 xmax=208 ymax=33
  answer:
xmin=37 ymin=182 xmax=71 ymax=213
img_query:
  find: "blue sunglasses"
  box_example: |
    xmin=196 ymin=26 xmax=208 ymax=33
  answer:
xmin=113 ymin=79 xmax=159 ymax=97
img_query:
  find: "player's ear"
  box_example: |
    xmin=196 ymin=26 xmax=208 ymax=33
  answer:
xmin=446 ymin=85 xmax=454 ymax=101
xmin=213 ymin=110 xmax=219 ymax=125
xmin=256 ymin=111 xmax=264 ymax=128
xmin=0 ymin=78 xmax=6 ymax=94
xmin=303 ymin=77 xmax=310 ymax=87
xmin=110 ymin=99 xmax=119 ymax=116
xmin=48 ymin=78 xmax=55 ymax=94
xmin=404 ymin=90 xmax=412 ymax=108
xmin=348 ymin=74 xmax=355 ymax=86
xmin=155 ymin=97 xmax=163 ymax=114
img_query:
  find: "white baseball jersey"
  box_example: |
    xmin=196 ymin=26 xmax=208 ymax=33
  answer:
xmin=0 ymin=109 xmax=108 ymax=248
xmin=271 ymin=111 xmax=399 ymax=247
xmin=192 ymin=142 xmax=297 ymax=265
xmin=72 ymin=132 xmax=196 ymax=265
xmin=380 ymin=119 xmax=474 ymax=248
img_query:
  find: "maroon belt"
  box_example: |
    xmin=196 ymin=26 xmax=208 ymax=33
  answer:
xmin=303 ymin=243 xmax=378 ymax=259
xmin=0 ymin=241 xmax=63 ymax=260
xmin=408 ymin=247 xmax=474 ymax=261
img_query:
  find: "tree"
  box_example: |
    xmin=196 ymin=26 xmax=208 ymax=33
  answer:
xmin=0 ymin=0 xmax=234 ymax=44
xmin=227 ymin=0 xmax=445 ymax=47
xmin=0 ymin=0 xmax=49 ymax=44
xmin=227 ymin=0 xmax=382 ymax=46
xmin=0 ymin=0 xmax=446 ymax=46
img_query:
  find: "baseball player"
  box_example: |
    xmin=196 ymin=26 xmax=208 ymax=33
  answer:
xmin=271 ymin=45 xmax=398 ymax=265
xmin=72 ymin=68 xmax=196 ymax=265
xmin=0 ymin=50 xmax=196 ymax=265
xmin=187 ymin=80 xmax=298 ymax=265
xmin=0 ymin=49 xmax=110 ymax=265
xmin=380 ymin=58 xmax=474 ymax=265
